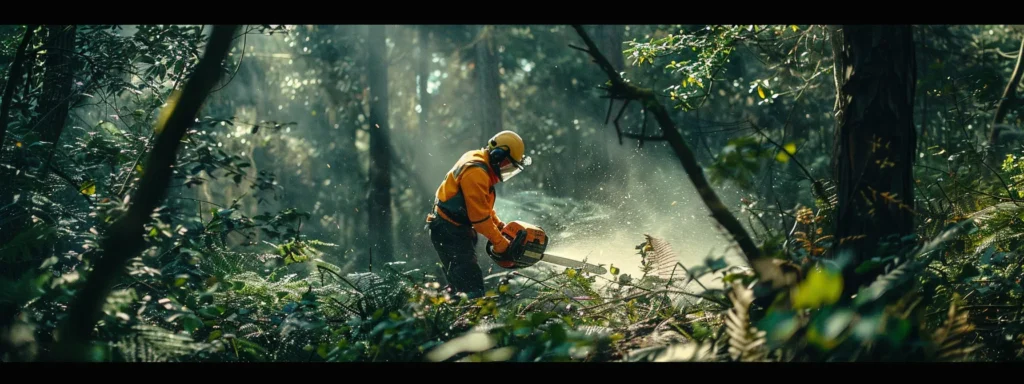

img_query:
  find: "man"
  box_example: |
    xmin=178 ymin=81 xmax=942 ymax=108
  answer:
xmin=426 ymin=130 xmax=531 ymax=298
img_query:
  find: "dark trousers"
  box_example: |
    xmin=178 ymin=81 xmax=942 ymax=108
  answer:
xmin=428 ymin=219 xmax=484 ymax=297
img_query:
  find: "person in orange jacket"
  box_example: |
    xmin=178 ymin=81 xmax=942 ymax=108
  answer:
xmin=426 ymin=130 xmax=531 ymax=298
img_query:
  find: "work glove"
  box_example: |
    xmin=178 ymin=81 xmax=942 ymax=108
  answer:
xmin=487 ymin=229 xmax=527 ymax=267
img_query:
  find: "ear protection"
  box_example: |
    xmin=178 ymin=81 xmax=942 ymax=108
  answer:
xmin=488 ymin=139 xmax=510 ymax=163
xmin=488 ymin=140 xmax=511 ymax=181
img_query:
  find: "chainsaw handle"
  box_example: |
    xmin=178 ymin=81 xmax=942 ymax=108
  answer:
xmin=508 ymin=229 xmax=527 ymax=257
xmin=487 ymin=229 xmax=527 ymax=261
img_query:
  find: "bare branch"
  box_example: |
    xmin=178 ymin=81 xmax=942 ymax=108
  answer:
xmin=622 ymin=132 xmax=666 ymax=141
xmin=747 ymin=120 xmax=828 ymax=202
xmin=567 ymin=43 xmax=589 ymax=54
xmin=988 ymin=36 xmax=1024 ymax=150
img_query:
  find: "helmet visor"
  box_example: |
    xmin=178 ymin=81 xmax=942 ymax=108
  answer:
xmin=499 ymin=155 xmax=531 ymax=181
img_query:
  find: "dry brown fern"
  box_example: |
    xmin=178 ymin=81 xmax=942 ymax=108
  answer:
xmin=725 ymin=282 xmax=768 ymax=361
xmin=931 ymin=296 xmax=979 ymax=361
xmin=626 ymin=341 xmax=716 ymax=362
xmin=639 ymin=234 xmax=681 ymax=281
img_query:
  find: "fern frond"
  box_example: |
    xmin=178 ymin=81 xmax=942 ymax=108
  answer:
xmin=0 ymin=221 xmax=58 ymax=265
xmin=932 ymin=297 xmax=979 ymax=362
xmin=642 ymin=234 xmax=681 ymax=280
xmin=626 ymin=341 xmax=716 ymax=362
xmin=725 ymin=282 xmax=767 ymax=361
xmin=115 ymin=325 xmax=200 ymax=362
xmin=346 ymin=271 xmax=412 ymax=315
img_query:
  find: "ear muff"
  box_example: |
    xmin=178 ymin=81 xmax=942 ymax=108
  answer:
xmin=488 ymin=143 xmax=511 ymax=181
xmin=488 ymin=142 xmax=510 ymax=164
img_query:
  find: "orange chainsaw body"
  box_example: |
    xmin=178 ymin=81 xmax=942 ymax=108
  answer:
xmin=490 ymin=220 xmax=548 ymax=269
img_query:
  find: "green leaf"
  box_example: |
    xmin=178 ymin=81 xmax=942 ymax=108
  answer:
xmin=530 ymin=312 xmax=554 ymax=327
xmin=775 ymin=143 xmax=797 ymax=163
xmin=208 ymin=330 xmax=223 ymax=342
xmin=79 ymin=180 xmax=96 ymax=196
xmin=705 ymin=256 xmax=728 ymax=271
xmin=980 ymin=246 xmax=995 ymax=264
xmin=40 ymin=256 xmax=59 ymax=269
xmin=791 ymin=265 xmax=843 ymax=309
xmin=317 ymin=343 xmax=329 ymax=359
xmin=958 ymin=264 xmax=980 ymax=281
xmin=198 ymin=306 xmax=223 ymax=319
xmin=183 ymin=315 xmax=203 ymax=333
xmin=758 ymin=310 xmax=799 ymax=348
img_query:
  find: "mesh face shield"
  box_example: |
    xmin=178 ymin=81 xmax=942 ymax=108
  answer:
xmin=499 ymin=155 xmax=531 ymax=181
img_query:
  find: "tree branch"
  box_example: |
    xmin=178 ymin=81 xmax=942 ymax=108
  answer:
xmin=988 ymin=36 xmax=1024 ymax=149
xmin=747 ymin=120 xmax=828 ymax=202
xmin=621 ymin=132 xmax=666 ymax=141
xmin=569 ymin=25 xmax=774 ymax=278
xmin=47 ymin=25 xmax=239 ymax=362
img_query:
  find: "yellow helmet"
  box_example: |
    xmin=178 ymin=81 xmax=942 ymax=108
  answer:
xmin=487 ymin=130 xmax=532 ymax=181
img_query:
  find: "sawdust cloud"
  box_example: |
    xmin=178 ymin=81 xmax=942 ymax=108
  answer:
xmin=488 ymin=143 xmax=751 ymax=291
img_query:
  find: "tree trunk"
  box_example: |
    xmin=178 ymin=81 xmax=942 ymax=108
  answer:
xmin=35 ymin=25 xmax=77 ymax=169
xmin=0 ymin=25 xmax=76 ymax=275
xmin=418 ymin=25 xmax=432 ymax=132
xmin=593 ymin=24 xmax=626 ymax=202
xmin=0 ymin=25 xmax=36 ymax=151
xmin=475 ymin=25 xmax=502 ymax=143
xmin=366 ymin=25 xmax=394 ymax=265
xmin=832 ymin=25 xmax=917 ymax=294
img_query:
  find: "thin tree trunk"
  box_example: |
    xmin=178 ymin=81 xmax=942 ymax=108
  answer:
xmin=418 ymin=25 xmax=432 ymax=132
xmin=46 ymin=25 xmax=238 ymax=362
xmin=832 ymin=25 xmax=917 ymax=294
xmin=366 ymin=25 xmax=394 ymax=265
xmin=475 ymin=25 xmax=502 ymax=143
xmin=593 ymin=24 xmax=626 ymax=202
xmin=35 ymin=25 xmax=77 ymax=169
xmin=0 ymin=25 xmax=36 ymax=150
xmin=0 ymin=25 xmax=74 ymax=271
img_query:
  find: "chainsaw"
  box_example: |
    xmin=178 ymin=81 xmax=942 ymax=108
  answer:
xmin=485 ymin=220 xmax=607 ymax=275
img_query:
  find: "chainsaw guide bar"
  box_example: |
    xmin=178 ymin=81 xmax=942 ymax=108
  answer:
xmin=488 ymin=220 xmax=608 ymax=275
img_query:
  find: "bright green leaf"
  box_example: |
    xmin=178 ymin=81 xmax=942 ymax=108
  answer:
xmin=775 ymin=142 xmax=797 ymax=163
xmin=79 ymin=180 xmax=96 ymax=196
xmin=791 ymin=265 xmax=843 ymax=309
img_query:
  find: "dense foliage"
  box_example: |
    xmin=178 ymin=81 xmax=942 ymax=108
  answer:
xmin=1 ymin=23 xmax=1023 ymax=362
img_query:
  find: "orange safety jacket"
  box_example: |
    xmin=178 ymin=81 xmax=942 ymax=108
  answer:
xmin=427 ymin=149 xmax=509 ymax=251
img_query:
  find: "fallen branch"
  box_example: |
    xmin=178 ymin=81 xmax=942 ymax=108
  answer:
xmin=569 ymin=25 xmax=775 ymax=278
